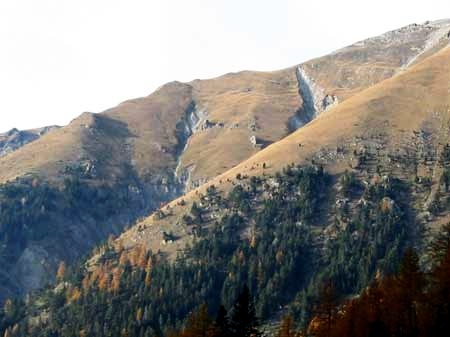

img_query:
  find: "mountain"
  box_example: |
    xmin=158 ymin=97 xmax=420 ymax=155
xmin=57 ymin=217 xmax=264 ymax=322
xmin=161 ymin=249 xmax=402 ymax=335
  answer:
xmin=3 ymin=36 xmax=450 ymax=336
xmin=0 ymin=19 xmax=449 ymax=305
xmin=0 ymin=126 xmax=59 ymax=157
xmin=118 ymin=21 xmax=450 ymax=260
xmin=2 ymin=20 xmax=449 ymax=187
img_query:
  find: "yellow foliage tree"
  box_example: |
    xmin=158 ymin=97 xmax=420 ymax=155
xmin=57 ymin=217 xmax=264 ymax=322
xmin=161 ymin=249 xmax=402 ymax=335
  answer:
xmin=136 ymin=307 xmax=143 ymax=323
xmin=56 ymin=261 xmax=66 ymax=281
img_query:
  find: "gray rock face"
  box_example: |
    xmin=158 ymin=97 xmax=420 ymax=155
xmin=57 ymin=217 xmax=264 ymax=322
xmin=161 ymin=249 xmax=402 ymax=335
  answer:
xmin=174 ymin=102 xmax=208 ymax=193
xmin=341 ymin=19 xmax=450 ymax=69
xmin=12 ymin=245 xmax=55 ymax=293
xmin=200 ymin=119 xmax=224 ymax=131
xmin=0 ymin=129 xmax=39 ymax=157
xmin=322 ymin=94 xmax=339 ymax=110
xmin=288 ymin=66 xmax=340 ymax=132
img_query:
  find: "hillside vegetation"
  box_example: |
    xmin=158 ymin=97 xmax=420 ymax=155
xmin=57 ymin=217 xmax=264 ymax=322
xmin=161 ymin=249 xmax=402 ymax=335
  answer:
xmin=0 ymin=19 xmax=449 ymax=335
xmin=118 ymin=40 xmax=450 ymax=263
xmin=0 ymin=162 xmax=420 ymax=336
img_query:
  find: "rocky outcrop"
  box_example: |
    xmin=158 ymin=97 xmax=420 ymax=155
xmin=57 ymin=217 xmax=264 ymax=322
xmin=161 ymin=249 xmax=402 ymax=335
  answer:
xmin=289 ymin=66 xmax=339 ymax=131
xmin=0 ymin=129 xmax=39 ymax=157
xmin=174 ymin=102 xmax=208 ymax=193
xmin=297 ymin=66 xmax=339 ymax=116
xmin=401 ymin=20 xmax=450 ymax=68
xmin=0 ymin=126 xmax=59 ymax=157
xmin=12 ymin=245 xmax=55 ymax=294
xmin=249 ymin=135 xmax=263 ymax=148
xmin=200 ymin=119 xmax=224 ymax=131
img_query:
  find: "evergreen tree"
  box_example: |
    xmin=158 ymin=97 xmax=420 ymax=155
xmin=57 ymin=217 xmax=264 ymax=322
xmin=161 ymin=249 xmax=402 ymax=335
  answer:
xmin=395 ymin=248 xmax=423 ymax=337
xmin=212 ymin=305 xmax=230 ymax=337
xmin=429 ymin=222 xmax=450 ymax=264
xmin=426 ymin=225 xmax=450 ymax=337
xmin=191 ymin=202 xmax=203 ymax=223
xmin=229 ymin=285 xmax=262 ymax=337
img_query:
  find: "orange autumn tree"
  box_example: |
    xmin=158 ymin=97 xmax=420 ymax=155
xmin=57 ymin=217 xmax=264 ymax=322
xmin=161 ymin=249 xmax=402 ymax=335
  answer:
xmin=277 ymin=315 xmax=302 ymax=337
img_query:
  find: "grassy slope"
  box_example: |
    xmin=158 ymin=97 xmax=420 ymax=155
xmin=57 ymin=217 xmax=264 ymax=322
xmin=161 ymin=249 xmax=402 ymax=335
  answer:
xmin=302 ymin=21 xmax=450 ymax=101
xmin=118 ymin=46 xmax=450 ymax=259
xmin=1 ymin=22 xmax=446 ymax=188
xmin=0 ymin=21 xmax=448 ymax=298
xmin=180 ymin=69 xmax=301 ymax=184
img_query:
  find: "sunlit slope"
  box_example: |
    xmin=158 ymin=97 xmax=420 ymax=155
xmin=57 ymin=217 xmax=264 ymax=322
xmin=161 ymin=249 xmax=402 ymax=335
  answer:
xmin=177 ymin=69 xmax=301 ymax=187
xmin=236 ymin=45 xmax=450 ymax=178
xmin=300 ymin=19 xmax=450 ymax=101
xmin=1 ymin=21 xmax=448 ymax=190
xmin=0 ymin=71 xmax=301 ymax=189
xmin=0 ymin=19 xmax=448 ymax=299
xmin=0 ymin=112 xmax=132 ymax=183
xmin=118 ymin=46 xmax=450 ymax=257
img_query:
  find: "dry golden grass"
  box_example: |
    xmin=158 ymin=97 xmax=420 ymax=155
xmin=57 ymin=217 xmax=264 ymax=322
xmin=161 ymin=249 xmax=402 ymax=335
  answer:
xmin=179 ymin=69 xmax=301 ymax=183
xmin=0 ymin=113 xmax=92 ymax=182
xmin=0 ymin=71 xmax=302 ymax=186
xmin=104 ymin=82 xmax=194 ymax=177
xmin=176 ymin=46 xmax=450 ymax=198
xmin=119 ymin=46 xmax=450 ymax=258
xmin=1 ymin=23 xmax=444 ymax=188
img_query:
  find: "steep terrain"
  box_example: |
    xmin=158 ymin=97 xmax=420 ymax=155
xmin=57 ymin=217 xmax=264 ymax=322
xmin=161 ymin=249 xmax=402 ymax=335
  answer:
xmin=4 ymin=44 xmax=450 ymax=336
xmin=0 ymin=19 xmax=448 ymax=301
xmin=299 ymin=19 xmax=450 ymax=102
xmin=0 ymin=126 xmax=59 ymax=157
xmin=119 ymin=44 xmax=450 ymax=260
xmin=2 ymin=20 xmax=448 ymax=188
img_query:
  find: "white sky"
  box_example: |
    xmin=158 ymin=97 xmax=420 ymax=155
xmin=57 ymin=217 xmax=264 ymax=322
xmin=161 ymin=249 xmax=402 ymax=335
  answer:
xmin=0 ymin=0 xmax=449 ymax=132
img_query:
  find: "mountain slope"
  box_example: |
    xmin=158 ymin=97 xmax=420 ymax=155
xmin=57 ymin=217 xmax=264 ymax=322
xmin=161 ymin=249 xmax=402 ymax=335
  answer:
xmin=0 ymin=19 xmax=448 ymax=300
xmin=119 ymin=43 xmax=450 ymax=261
xmin=300 ymin=19 xmax=450 ymax=102
xmin=0 ymin=126 xmax=59 ymax=158
xmin=5 ymin=42 xmax=450 ymax=337
xmin=1 ymin=20 xmax=448 ymax=188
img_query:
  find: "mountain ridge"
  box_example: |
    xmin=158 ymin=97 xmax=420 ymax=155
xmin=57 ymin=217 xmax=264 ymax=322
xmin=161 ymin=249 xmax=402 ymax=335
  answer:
xmin=116 ymin=41 xmax=450 ymax=262
xmin=0 ymin=18 xmax=449 ymax=300
xmin=10 ymin=43 xmax=450 ymax=334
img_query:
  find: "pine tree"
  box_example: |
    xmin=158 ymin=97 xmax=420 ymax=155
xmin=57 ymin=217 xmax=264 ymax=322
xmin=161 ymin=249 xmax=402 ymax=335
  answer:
xmin=429 ymin=223 xmax=450 ymax=264
xmin=396 ymin=247 xmax=423 ymax=337
xmin=191 ymin=202 xmax=203 ymax=223
xmin=212 ymin=305 xmax=230 ymax=337
xmin=229 ymin=285 xmax=262 ymax=337
xmin=427 ymin=226 xmax=450 ymax=337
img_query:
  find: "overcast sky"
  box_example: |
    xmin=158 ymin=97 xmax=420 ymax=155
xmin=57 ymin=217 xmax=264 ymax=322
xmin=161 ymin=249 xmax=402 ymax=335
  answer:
xmin=0 ymin=0 xmax=449 ymax=132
